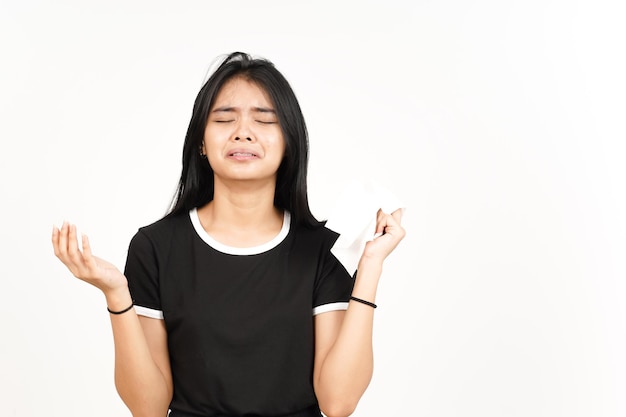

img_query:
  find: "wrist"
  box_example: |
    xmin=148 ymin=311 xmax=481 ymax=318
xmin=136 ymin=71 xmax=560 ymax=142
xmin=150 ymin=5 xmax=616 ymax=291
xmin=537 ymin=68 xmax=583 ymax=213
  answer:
xmin=357 ymin=256 xmax=384 ymax=274
xmin=352 ymin=259 xmax=383 ymax=303
xmin=103 ymin=285 xmax=132 ymax=312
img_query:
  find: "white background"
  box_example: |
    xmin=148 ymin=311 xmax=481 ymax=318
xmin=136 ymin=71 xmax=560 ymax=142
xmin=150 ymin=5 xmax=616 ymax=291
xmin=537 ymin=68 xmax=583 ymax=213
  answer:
xmin=1 ymin=0 xmax=625 ymax=416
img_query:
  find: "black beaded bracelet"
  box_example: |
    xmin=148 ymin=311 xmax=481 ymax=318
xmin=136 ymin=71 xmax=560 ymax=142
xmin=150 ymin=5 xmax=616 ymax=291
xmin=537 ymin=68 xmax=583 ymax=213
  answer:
xmin=107 ymin=303 xmax=134 ymax=315
xmin=350 ymin=296 xmax=377 ymax=309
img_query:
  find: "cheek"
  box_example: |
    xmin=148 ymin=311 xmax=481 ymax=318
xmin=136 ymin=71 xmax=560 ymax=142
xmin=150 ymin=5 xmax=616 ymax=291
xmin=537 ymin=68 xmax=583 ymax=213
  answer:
xmin=203 ymin=127 xmax=225 ymax=153
xmin=273 ymin=133 xmax=287 ymax=159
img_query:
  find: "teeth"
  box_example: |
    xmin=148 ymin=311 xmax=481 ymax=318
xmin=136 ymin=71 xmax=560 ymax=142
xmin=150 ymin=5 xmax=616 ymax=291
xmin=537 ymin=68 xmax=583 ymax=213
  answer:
xmin=232 ymin=152 xmax=255 ymax=156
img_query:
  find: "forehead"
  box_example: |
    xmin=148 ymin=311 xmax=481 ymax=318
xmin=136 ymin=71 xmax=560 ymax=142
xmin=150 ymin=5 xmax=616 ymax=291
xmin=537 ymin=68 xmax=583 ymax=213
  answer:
xmin=212 ymin=77 xmax=273 ymax=107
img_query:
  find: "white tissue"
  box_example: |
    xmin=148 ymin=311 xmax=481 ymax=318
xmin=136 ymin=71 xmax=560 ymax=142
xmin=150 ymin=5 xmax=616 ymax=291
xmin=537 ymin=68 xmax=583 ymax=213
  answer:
xmin=325 ymin=180 xmax=404 ymax=276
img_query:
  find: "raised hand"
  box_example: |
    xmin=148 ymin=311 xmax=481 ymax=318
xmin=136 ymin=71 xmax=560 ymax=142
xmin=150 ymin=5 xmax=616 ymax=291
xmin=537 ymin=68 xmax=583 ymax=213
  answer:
xmin=361 ymin=208 xmax=406 ymax=264
xmin=52 ymin=222 xmax=128 ymax=294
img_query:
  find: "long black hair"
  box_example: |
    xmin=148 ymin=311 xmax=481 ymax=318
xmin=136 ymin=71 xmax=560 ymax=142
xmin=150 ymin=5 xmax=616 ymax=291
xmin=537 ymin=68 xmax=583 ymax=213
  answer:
xmin=166 ymin=52 xmax=321 ymax=228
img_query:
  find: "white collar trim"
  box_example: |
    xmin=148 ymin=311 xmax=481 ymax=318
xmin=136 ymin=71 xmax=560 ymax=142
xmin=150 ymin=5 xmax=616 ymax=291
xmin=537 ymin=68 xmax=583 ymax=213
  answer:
xmin=189 ymin=208 xmax=291 ymax=255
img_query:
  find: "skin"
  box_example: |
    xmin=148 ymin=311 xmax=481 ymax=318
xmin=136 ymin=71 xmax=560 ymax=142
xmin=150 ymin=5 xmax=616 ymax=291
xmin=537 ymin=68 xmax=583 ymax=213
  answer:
xmin=197 ymin=77 xmax=286 ymax=247
xmin=52 ymin=77 xmax=405 ymax=417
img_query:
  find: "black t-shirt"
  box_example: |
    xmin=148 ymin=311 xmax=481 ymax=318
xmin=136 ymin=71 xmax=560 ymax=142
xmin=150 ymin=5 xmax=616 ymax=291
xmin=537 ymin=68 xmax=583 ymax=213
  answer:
xmin=124 ymin=209 xmax=354 ymax=416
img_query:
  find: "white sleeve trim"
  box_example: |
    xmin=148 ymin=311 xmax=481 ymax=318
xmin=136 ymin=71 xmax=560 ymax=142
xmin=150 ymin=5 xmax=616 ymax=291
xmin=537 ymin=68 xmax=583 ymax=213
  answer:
xmin=312 ymin=302 xmax=349 ymax=316
xmin=134 ymin=305 xmax=164 ymax=319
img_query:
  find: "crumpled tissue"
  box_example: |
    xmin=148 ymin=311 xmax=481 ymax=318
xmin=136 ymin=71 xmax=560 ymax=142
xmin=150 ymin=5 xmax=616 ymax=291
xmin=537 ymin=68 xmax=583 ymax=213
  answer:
xmin=325 ymin=180 xmax=404 ymax=277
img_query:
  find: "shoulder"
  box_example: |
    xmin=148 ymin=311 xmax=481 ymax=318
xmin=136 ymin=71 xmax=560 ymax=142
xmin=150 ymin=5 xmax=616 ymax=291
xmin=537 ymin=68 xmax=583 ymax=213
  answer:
xmin=290 ymin=221 xmax=340 ymax=251
xmin=131 ymin=211 xmax=191 ymax=247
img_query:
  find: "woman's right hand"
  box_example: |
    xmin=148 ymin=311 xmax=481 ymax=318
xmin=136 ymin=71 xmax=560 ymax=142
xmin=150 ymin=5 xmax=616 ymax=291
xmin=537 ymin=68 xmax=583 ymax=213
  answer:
xmin=52 ymin=222 xmax=128 ymax=294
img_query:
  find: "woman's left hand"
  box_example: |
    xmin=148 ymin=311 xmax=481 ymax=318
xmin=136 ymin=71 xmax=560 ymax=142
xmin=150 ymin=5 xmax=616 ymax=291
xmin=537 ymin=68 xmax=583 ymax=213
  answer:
xmin=361 ymin=208 xmax=406 ymax=263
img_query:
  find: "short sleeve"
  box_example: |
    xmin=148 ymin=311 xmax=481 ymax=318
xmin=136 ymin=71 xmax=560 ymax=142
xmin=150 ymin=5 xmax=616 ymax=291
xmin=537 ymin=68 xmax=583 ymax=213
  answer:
xmin=124 ymin=229 xmax=163 ymax=319
xmin=312 ymin=234 xmax=355 ymax=315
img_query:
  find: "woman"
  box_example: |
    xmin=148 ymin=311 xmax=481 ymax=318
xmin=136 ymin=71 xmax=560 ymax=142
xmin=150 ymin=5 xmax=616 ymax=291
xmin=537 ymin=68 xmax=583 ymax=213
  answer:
xmin=52 ymin=52 xmax=405 ymax=417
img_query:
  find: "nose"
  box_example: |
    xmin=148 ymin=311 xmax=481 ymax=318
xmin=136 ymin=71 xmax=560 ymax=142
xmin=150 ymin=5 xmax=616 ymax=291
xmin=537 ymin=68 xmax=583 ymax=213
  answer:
xmin=232 ymin=119 xmax=255 ymax=142
xmin=232 ymin=123 xmax=254 ymax=142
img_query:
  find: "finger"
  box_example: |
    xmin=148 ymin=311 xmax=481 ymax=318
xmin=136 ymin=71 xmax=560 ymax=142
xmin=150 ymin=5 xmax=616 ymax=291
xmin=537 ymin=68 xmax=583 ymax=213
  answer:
xmin=384 ymin=214 xmax=406 ymax=241
xmin=81 ymin=234 xmax=97 ymax=268
xmin=52 ymin=225 xmax=61 ymax=257
xmin=57 ymin=221 xmax=70 ymax=259
xmin=376 ymin=210 xmax=398 ymax=237
xmin=380 ymin=210 xmax=405 ymax=238
xmin=67 ymin=223 xmax=82 ymax=263
xmin=391 ymin=208 xmax=404 ymax=224
xmin=375 ymin=209 xmax=386 ymax=235
xmin=70 ymin=225 xmax=92 ymax=276
xmin=56 ymin=223 xmax=82 ymax=275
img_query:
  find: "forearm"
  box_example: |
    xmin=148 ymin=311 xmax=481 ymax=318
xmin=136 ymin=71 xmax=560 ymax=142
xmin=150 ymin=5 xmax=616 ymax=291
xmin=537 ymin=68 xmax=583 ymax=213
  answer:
xmin=315 ymin=258 xmax=383 ymax=415
xmin=105 ymin=287 xmax=172 ymax=417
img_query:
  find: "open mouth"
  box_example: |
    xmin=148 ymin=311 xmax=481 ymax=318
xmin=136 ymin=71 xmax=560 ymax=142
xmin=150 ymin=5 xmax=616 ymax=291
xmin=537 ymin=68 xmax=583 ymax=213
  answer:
xmin=230 ymin=152 xmax=257 ymax=157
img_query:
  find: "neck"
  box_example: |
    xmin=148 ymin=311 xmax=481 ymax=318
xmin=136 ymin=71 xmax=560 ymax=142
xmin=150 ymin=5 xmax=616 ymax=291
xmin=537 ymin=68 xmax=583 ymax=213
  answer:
xmin=199 ymin=177 xmax=283 ymax=233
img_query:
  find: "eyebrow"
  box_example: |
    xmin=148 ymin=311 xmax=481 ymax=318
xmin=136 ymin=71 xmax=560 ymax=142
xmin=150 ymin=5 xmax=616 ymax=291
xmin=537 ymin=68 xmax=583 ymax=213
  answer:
xmin=211 ymin=106 xmax=276 ymax=114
